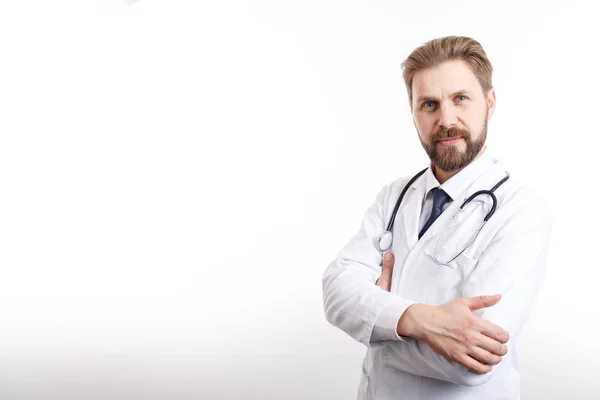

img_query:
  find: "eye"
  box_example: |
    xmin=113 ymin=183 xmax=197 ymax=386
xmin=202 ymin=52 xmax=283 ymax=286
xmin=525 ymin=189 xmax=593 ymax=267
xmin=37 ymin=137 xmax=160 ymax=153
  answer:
xmin=456 ymin=95 xmax=468 ymax=101
xmin=423 ymin=101 xmax=436 ymax=109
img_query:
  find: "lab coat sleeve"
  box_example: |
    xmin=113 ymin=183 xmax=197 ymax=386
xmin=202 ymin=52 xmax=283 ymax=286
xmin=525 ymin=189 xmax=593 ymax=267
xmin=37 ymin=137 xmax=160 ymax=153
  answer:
xmin=322 ymin=181 xmax=417 ymax=348
xmin=382 ymin=192 xmax=553 ymax=386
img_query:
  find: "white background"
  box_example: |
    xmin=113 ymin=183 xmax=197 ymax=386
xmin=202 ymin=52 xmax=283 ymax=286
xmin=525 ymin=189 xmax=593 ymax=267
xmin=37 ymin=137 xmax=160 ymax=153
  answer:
xmin=0 ymin=0 xmax=598 ymax=398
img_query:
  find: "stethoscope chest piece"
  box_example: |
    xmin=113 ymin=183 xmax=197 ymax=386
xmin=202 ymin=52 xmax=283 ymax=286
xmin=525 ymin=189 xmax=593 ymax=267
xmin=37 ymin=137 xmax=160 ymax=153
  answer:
xmin=378 ymin=231 xmax=393 ymax=252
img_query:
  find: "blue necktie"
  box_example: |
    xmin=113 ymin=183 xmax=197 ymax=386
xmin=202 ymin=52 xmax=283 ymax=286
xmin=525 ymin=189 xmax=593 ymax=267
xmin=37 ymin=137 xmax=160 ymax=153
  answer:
xmin=418 ymin=187 xmax=451 ymax=240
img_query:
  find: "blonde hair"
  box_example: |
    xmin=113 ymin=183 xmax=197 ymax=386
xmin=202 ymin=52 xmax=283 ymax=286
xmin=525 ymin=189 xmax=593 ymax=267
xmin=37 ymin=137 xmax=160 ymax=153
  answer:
xmin=401 ymin=36 xmax=493 ymax=103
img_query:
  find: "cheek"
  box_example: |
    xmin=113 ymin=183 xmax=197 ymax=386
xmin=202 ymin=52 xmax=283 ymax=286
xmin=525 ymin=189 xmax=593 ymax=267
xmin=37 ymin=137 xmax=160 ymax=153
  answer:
xmin=464 ymin=112 xmax=487 ymax=136
xmin=465 ymin=106 xmax=488 ymax=127
xmin=414 ymin=116 xmax=435 ymax=139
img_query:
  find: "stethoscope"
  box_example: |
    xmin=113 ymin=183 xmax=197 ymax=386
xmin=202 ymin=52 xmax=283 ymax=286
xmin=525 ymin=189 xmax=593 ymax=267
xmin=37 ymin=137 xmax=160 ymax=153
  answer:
xmin=378 ymin=168 xmax=510 ymax=264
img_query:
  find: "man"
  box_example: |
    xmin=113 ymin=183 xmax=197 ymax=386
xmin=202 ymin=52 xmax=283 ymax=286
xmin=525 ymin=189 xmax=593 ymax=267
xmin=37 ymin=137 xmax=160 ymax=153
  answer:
xmin=322 ymin=36 xmax=552 ymax=399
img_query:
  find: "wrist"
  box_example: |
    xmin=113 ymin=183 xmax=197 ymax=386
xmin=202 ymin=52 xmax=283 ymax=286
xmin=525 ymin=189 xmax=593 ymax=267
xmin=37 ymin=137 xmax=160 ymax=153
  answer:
xmin=396 ymin=303 xmax=430 ymax=340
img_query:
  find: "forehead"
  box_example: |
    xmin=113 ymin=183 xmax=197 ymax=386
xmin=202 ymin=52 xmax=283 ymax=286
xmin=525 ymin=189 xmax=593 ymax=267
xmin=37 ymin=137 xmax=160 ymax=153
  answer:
xmin=412 ymin=59 xmax=482 ymax=97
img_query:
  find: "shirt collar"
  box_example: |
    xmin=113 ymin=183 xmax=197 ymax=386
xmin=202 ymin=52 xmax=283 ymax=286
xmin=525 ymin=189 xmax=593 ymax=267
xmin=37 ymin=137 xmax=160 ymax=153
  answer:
xmin=424 ymin=146 xmax=495 ymax=201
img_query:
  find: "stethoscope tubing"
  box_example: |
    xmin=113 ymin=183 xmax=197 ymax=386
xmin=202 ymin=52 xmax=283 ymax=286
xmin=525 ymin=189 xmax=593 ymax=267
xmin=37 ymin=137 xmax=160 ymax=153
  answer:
xmin=378 ymin=169 xmax=510 ymax=253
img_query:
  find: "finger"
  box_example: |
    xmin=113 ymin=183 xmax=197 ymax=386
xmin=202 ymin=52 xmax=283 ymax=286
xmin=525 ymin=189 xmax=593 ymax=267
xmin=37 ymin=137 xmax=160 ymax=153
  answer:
xmin=463 ymin=294 xmax=501 ymax=311
xmin=382 ymin=252 xmax=394 ymax=273
xmin=475 ymin=332 xmax=508 ymax=357
xmin=457 ymin=355 xmax=492 ymax=374
xmin=479 ymin=320 xmax=510 ymax=344
xmin=468 ymin=346 xmax=502 ymax=366
xmin=375 ymin=252 xmax=395 ymax=291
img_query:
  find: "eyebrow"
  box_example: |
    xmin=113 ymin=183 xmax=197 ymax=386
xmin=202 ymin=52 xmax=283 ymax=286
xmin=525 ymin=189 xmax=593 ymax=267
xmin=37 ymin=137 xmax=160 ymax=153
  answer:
xmin=416 ymin=90 xmax=472 ymax=104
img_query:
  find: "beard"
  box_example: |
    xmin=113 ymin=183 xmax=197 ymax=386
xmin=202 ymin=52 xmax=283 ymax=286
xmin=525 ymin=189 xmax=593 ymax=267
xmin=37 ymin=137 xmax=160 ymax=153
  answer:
xmin=420 ymin=118 xmax=488 ymax=173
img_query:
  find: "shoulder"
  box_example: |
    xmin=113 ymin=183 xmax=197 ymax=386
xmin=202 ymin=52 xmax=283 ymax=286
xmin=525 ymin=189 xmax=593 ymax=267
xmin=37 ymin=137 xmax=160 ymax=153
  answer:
xmin=492 ymin=175 xmax=553 ymax=233
xmin=376 ymin=170 xmax=427 ymax=204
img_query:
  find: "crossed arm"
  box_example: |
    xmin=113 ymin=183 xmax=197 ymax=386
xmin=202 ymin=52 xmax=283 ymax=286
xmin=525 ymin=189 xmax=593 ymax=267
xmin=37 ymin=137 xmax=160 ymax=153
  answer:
xmin=377 ymin=205 xmax=550 ymax=386
xmin=322 ymin=184 xmax=552 ymax=386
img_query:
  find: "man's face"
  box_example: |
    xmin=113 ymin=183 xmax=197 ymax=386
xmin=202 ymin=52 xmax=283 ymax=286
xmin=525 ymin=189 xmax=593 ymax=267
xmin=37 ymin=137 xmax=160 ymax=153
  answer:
xmin=411 ymin=59 xmax=495 ymax=173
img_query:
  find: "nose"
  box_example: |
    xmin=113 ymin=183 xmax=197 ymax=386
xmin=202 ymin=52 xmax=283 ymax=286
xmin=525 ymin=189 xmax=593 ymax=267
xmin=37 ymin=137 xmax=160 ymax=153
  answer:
xmin=438 ymin=103 xmax=458 ymax=129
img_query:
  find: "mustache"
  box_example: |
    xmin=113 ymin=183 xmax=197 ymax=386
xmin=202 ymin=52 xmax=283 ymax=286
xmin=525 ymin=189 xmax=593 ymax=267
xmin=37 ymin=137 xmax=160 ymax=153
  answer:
xmin=433 ymin=127 xmax=470 ymax=142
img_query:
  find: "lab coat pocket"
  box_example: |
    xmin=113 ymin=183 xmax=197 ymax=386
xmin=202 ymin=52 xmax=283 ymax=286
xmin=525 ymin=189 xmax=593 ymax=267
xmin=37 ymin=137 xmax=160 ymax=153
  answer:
xmin=357 ymin=350 xmax=375 ymax=400
xmin=424 ymin=246 xmax=478 ymax=271
xmin=424 ymin=246 xmax=479 ymax=300
xmin=361 ymin=349 xmax=374 ymax=377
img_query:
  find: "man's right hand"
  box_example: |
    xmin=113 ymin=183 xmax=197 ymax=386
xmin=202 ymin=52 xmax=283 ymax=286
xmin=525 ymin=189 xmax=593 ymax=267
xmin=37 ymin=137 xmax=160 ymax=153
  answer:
xmin=378 ymin=252 xmax=509 ymax=374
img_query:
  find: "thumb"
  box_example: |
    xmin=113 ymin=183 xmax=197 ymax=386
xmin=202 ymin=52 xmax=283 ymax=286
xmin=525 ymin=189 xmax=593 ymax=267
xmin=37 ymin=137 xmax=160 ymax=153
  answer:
xmin=376 ymin=252 xmax=395 ymax=292
xmin=463 ymin=294 xmax=502 ymax=311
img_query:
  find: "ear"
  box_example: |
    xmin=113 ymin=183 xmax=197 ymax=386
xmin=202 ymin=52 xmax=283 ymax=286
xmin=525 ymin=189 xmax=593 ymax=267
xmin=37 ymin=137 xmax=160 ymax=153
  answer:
xmin=486 ymin=88 xmax=496 ymax=120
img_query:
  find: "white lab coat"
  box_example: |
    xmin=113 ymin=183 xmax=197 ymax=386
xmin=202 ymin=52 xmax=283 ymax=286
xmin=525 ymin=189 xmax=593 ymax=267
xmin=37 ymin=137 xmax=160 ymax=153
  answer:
xmin=322 ymin=157 xmax=552 ymax=400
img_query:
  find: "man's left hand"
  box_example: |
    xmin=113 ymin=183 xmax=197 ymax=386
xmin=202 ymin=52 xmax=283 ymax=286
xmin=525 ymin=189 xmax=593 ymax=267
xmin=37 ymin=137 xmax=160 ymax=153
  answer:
xmin=375 ymin=252 xmax=394 ymax=292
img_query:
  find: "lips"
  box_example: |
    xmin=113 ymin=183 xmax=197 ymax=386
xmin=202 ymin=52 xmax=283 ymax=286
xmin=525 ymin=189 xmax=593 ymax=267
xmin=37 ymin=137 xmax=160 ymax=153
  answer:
xmin=438 ymin=136 xmax=462 ymax=142
xmin=436 ymin=136 xmax=464 ymax=147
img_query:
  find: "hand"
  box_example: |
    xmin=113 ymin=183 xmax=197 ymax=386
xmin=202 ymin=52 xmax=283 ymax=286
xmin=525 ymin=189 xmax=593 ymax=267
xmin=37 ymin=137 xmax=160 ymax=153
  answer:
xmin=375 ymin=252 xmax=510 ymax=374
xmin=400 ymin=296 xmax=510 ymax=374
xmin=375 ymin=252 xmax=395 ymax=292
